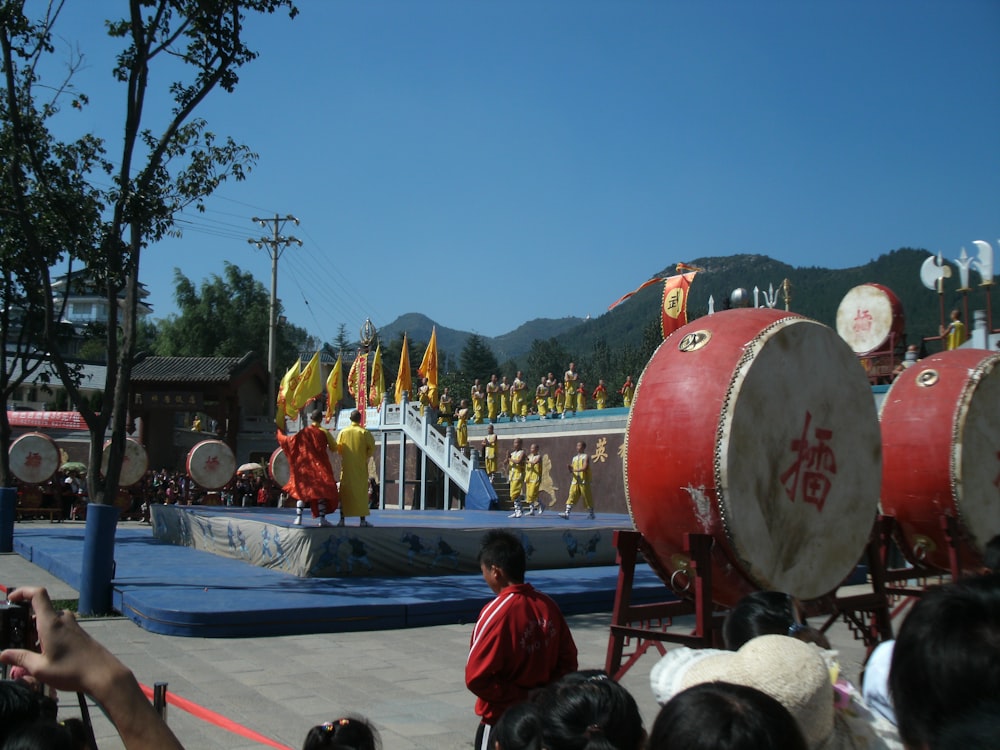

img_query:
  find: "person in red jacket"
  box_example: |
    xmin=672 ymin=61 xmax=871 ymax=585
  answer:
xmin=466 ymin=529 xmax=578 ymax=750
xmin=276 ymin=409 xmax=339 ymax=527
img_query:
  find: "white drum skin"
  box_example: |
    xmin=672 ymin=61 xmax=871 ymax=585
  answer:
xmin=9 ymin=432 xmax=60 ymax=485
xmin=101 ymin=438 xmax=149 ymax=487
xmin=836 ymin=283 xmax=905 ymax=355
xmin=186 ymin=440 xmax=236 ymax=490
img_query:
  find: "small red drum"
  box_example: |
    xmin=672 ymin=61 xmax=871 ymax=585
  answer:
xmin=880 ymin=349 xmax=1000 ymax=572
xmin=186 ymin=439 xmax=236 ymax=490
xmin=9 ymin=432 xmax=60 ymax=485
xmin=269 ymin=447 xmax=290 ymax=487
xmin=100 ymin=438 xmax=149 ymax=487
xmin=625 ymin=308 xmax=882 ymax=608
xmin=835 ymin=283 xmax=905 ymax=355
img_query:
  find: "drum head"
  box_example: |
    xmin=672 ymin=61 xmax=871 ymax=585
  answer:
xmin=186 ymin=440 xmax=236 ymax=490
xmin=269 ymin=447 xmax=290 ymax=487
xmin=719 ymin=318 xmax=881 ymax=598
xmin=101 ymin=438 xmax=149 ymax=487
xmin=9 ymin=432 xmax=59 ymax=484
xmin=836 ymin=283 xmax=903 ymax=355
xmin=953 ymin=354 xmax=1000 ymax=553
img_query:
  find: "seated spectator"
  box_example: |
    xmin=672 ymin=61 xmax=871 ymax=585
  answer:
xmin=0 ymin=586 xmax=183 ymax=749
xmin=860 ymin=639 xmax=896 ymax=726
xmin=536 ymin=669 xmax=646 ymax=750
xmin=889 ymin=573 xmax=1000 ymax=750
xmin=491 ymin=701 xmax=545 ymax=750
xmin=723 ymin=590 xmax=830 ymax=650
xmin=648 ymin=681 xmax=807 ymax=750
xmin=650 ymin=634 xmax=900 ymax=749
xmin=302 ymin=715 xmax=380 ymax=750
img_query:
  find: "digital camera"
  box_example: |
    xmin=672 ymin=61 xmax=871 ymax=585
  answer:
xmin=0 ymin=600 xmax=35 ymax=651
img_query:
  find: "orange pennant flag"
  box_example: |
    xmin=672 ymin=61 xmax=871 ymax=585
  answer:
xmin=325 ymin=354 xmax=344 ymax=422
xmin=275 ymin=360 xmax=300 ymax=429
xmin=607 ymin=276 xmax=663 ymax=311
xmin=394 ymin=334 xmax=412 ymax=404
xmin=290 ymin=351 xmax=321 ymax=414
xmin=417 ymin=327 xmax=438 ymax=388
xmin=661 ymin=272 xmax=697 ymax=338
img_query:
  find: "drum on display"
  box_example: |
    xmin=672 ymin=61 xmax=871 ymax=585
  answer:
xmin=624 ymin=308 xmax=882 ymax=608
xmin=9 ymin=432 xmax=60 ymax=485
xmin=269 ymin=447 xmax=290 ymax=487
xmin=101 ymin=438 xmax=149 ymax=487
xmin=880 ymin=348 xmax=1000 ymax=572
xmin=835 ymin=283 xmax=905 ymax=355
xmin=186 ymin=439 xmax=236 ymax=490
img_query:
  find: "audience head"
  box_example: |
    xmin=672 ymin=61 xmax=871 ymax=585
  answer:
xmin=981 ymin=533 xmax=1000 ymax=572
xmin=889 ymin=573 xmax=1000 ymax=749
xmin=492 ymin=701 xmax=545 ymax=750
xmin=648 ymin=681 xmax=807 ymax=750
xmin=478 ymin=529 xmax=526 ymax=586
xmin=0 ymin=681 xmax=79 ymax=749
xmin=537 ymin=670 xmax=645 ymax=750
xmin=723 ymin=591 xmax=830 ymax=651
xmin=301 ymin=715 xmax=380 ymax=750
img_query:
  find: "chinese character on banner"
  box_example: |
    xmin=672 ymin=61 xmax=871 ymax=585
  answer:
xmin=779 ymin=411 xmax=837 ymax=512
xmin=661 ymin=272 xmax=697 ymax=338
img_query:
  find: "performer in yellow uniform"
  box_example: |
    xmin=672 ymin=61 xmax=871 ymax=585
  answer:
xmin=511 ymin=372 xmax=529 ymax=422
xmin=592 ymin=380 xmax=608 ymax=410
xmin=438 ymin=387 xmax=453 ymax=424
xmin=525 ymin=443 xmax=544 ymax=516
xmin=560 ymin=441 xmax=594 ymax=520
xmin=942 ymin=309 xmax=967 ymax=351
xmin=575 ymin=383 xmax=587 ymax=413
xmin=563 ymin=363 xmax=579 ymax=416
xmin=471 ymin=381 xmax=486 ymax=424
xmin=336 ymin=409 xmax=377 ymax=527
xmin=553 ymin=384 xmax=565 ymax=416
xmin=620 ymin=376 xmax=635 ymax=408
xmin=481 ymin=424 xmax=499 ymax=476
xmin=546 ymin=373 xmax=558 ymax=413
xmin=455 ymin=399 xmax=470 ymax=449
xmin=499 ymin=376 xmax=511 ymax=419
xmin=506 ymin=438 xmax=527 ymax=518
xmin=486 ymin=375 xmax=500 ymax=423
xmin=535 ymin=378 xmax=550 ymax=418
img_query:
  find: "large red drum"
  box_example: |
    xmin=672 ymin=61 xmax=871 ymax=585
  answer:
xmin=100 ymin=438 xmax=149 ymax=487
xmin=9 ymin=432 xmax=60 ymax=485
xmin=186 ymin=439 xmax=236 ymax=490
xmin=880 ymin=348 xmax=1000 ymax=571
xmin=835 ymin=283 xmax=905 ymax=355
xmin=625 ymin=308 xmax=882 ymax=607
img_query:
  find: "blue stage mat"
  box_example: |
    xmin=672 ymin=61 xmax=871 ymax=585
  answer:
xmin=11 ymin=524 xmax=671 ymax=638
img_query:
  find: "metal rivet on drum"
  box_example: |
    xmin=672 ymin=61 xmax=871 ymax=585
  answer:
xmin=678 ymin=330 xmax=712 ymax=352
xmin=916 ymin=369 xmax=939 ymax=387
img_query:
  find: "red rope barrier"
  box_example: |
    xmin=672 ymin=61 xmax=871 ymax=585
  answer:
xmin=139 ymin=682 xmax=294 ymax=750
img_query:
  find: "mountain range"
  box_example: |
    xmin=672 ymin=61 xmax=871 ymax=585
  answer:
xmin=378 ymin=248 xmax=976 ymax=362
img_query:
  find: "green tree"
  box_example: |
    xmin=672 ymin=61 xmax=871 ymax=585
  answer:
xmin=459 ymin=334 xmax=499 ymax=383
xmin=0 ymin=0 xmax=298 ymax=606
xmin=524 ymin=337 xmax=569 ymax=387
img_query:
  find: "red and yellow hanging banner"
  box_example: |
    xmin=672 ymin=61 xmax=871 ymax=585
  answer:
xmin=661 ymin=271 xmax=697 ymax=338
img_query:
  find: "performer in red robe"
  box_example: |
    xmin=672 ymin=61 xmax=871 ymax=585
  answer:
xmin=276 ymin=409 xmax=339 ymax=527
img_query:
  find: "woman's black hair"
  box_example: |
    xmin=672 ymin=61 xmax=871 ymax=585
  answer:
xmin=301 ymin=715 xmax=380 ymax=750
xmin=647 ymin=682 xmax=807 ymax=750
xmin=536 ymin=670 xmax=645 ymax=750
xmin=722 ymin=591 xmax=796 ymax=650
xmin=492 ymin=701 xmax=545 ymax=750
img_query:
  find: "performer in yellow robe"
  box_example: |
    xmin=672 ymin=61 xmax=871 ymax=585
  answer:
xmin=455 ymin=400 xmax=470 ymax=448
xmin=525 ymin=443 xmax=544 ymax=516
xmin=564 ymin=363 xmax=579 ymax=415
xmin=575 ymin=383 xmax=587 ymax=413
xmin=486 ymin=375 xmax=500 ymax=423
xmin=535 ymin=379 xmax=549 ymax=418
xmin=620 ymin=376 xmax=635 ymax=408
xmin=592 ymin=380 xmax=608 ymax=410
xmin=336 ymin=409 xmax=377 ymax=527
xmin=511 ymin=371 xmax=528 ymax=421
xmin=560 ymin=441 xmax=594 ymax=519
xmin=499 ymin=376 xmax=511 ymax=418
xmin=481 ymin=425 xmax=499 ymax=476
xmin=506 ymin=438 xmax=527 ymax=518
xmin=438 ymin=387 xmax=453 ymax=424
xmin=471 ymin=382 xmax=486 ymax=424
xmin=942 ymin=309 xmax=967 ymax=350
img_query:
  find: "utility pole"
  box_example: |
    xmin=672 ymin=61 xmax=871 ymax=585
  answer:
xmin=248 ymin=214 xmax=302 ymax=419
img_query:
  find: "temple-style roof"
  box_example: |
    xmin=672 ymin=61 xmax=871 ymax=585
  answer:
xmin=130 ymin=352 xmax=263 ymax=383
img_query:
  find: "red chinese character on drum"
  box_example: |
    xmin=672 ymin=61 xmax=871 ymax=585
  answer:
xmin=24 ymin=451 xmax=42 ymax=469
xmin=780 ymin=411 xmax=837 ymax=512
xmin=852 ymin=308 xmax=873 ymax=335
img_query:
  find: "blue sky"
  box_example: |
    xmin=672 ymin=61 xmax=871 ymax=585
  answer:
xmin=48 ymin=1 xmax=1000 ymax=340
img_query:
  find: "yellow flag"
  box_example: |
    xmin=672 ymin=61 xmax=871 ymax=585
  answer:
xmin=275 ymin=360 xmax=300 ymax=429
xmin=368 ymin=344 xmax=385 ymax=406
xmin=394 ymin=334 xmax=412 ymax=404
xmin=325 ymin=354 xmax=343 ymax=422
xmin=290 ymin=352 xmax=321 ymax=414
xmin=417 ymin=327 xmax=438 ymax=388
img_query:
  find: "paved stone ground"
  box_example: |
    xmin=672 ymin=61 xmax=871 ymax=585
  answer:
xmin=1 ymin=550 xmax=875 ymax=750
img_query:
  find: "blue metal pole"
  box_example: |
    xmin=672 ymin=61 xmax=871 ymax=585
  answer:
xmin=77 ymin=503 xmax=119 ymax=615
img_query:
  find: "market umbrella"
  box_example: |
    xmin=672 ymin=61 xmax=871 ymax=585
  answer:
xmin=60 ymin=461 xmax=87 ymax=473
xmin=237 ymin=462 xmax=264 ymax=474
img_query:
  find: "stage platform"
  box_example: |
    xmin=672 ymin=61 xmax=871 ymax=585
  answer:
xmin=9 ymin=520 xmax=670 ymax=639
xmin=150 ymin=505 xmax=629 ymax=577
